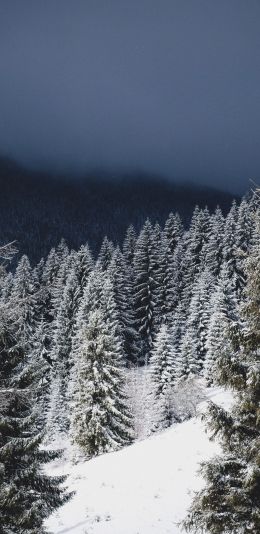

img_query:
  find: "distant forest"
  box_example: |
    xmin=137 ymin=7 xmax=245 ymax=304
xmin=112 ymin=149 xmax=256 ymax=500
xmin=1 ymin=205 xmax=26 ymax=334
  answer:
xmin=0 ymin=157 xmax=238 ymax=262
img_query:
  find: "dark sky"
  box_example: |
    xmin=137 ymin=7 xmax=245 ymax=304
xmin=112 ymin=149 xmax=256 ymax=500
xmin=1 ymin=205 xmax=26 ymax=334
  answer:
xmin=0 ymin=1 xmax=260 ymax=192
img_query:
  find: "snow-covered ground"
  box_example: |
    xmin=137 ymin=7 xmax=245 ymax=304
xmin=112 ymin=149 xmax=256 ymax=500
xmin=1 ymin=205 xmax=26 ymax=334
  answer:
xmin=45 ymin=388 xmax=233 ymax=534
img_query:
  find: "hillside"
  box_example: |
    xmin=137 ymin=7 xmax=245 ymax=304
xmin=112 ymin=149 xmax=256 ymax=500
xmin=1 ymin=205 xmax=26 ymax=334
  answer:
xmin=45 ymin=387 xmax=233 ymax=534
xmin=0 ymin=157 xmax=237 ymax=261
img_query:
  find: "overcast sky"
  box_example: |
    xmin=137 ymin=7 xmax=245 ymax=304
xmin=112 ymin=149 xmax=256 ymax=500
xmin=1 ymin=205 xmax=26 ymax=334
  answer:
xmin=0 ymin=1 xmax=260 ymax=192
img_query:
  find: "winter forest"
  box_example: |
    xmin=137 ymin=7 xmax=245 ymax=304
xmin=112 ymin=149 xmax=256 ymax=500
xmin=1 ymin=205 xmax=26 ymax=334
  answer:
xmin=1 ymin=194 xmax=260 ymax=533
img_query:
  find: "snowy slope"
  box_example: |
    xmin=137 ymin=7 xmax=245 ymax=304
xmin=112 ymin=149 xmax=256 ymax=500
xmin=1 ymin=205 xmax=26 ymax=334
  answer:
xmin=45 ymin=388 xmax=232 ymax=534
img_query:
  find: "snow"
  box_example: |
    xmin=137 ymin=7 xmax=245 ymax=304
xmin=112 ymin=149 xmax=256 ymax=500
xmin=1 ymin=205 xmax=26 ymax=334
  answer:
xmin=45 ymin=388 xmax=232 ymax=534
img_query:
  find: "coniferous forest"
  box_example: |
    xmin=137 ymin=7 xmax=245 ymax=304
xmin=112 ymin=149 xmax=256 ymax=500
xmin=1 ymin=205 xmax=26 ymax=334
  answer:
xmin=1 ymin=2 xmax=260 ymax=532
xmin=1 ymin=191 xmax=259 ymax=533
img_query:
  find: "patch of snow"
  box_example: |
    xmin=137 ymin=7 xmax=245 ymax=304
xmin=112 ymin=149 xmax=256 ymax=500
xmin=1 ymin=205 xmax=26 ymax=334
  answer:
xmin=45 ymin=387 xmax=231 ymax=534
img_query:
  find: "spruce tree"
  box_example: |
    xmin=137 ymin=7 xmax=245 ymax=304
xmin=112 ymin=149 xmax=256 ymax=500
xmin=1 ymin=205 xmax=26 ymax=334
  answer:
xmin=97 ymin=236 xmax=115 ymax=271
xmin=184 ymin=208 xmax=260 ymax=534
xmin=179 ymin=269 xmax=213 ymax=377
xmin=10 ymin=255 xmax=39 ymax=346
xmin=46 ymin=270 xmax=78 ymax=440
xmin=163 ymin=212 xmax=184 ymax=256
xmin=203 ymin=206 xmax=225 ymax=277
xmin=72 ymin=309 xmax=133 ymax=457
xmin=73 ymin=243 xmax=94 ymax=306
xmin=149 ymin=324 xmax=175 ymax=429
xmin=204 ymin=267 xmax=237 ymax=385
xmin=181 ymin=206 xmax=211 ymax=311
xmin=133 ymin=219 xmax=159 ymax=362
xmin=0 ymin=302 xmax=71 ymax=533
xmin=123 ymin=224 xmax=137 ymax=267
xmin=108 ymin=248 xmax=140 ymax=364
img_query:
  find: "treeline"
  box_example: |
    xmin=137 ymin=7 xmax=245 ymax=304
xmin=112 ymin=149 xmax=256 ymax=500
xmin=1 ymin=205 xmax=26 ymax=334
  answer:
xmin=0 ymin=156 xmax=237 ymax=260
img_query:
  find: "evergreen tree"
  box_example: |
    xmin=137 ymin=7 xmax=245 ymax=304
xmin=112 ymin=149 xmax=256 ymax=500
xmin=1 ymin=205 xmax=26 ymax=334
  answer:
xmin=0 ymin=302 xmax=71 ymax=533
xmin=29 ymin=317 xmax=52 ymax=432
xmin=181 ymin=206 xmax=211 ymax=311
xmin=10 ymin=255 xmax=39 ymax=346
xmin=175 ymin=325 xmax=200 ymax=379
xmin=179 ymin=269 xmax=213 ymax=378
xmin=123 ymin=224 xmax=137 ymax=267
xmin=108 ymin=248 xmax=140 ymax=364
xmin=72 ymin=309 xmax=133 ymax=457
xmin=149 ymin=324 xmax=175 ymax=429
xmin=133 ymin=219 xmax=159 ymax=362
xmin=73 ymin=243 xmax=94 ymax=306
xmin=204 ymin=266 xmax=237 ymax=385
xmin=97 ymin=236 xmax=115 ymax=271
xmin=46 ymin=269 xmax=78 ymax=440
xmin=203 ymin=206 xmax=225 ymax=277
xmin=222 ymin=200 xmax=245 ymax=295
xmin=184 ymin=207 xmax=260 ymax=534
xmin=163 ymin=211 xmax=184 ymax=256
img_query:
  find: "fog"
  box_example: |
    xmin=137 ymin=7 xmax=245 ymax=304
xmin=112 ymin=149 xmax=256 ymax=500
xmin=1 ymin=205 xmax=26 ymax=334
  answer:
xmin=1 ymin=1 xmax=260 ymax=192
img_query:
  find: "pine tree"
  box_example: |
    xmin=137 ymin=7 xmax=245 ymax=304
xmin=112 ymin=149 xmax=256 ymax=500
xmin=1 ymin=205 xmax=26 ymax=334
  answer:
xmin=10 ymin=255 xmax=39 ymax=346
xmin=108 ymin=248 xmax=140 ymax=364
xmin=149 ymin=324 xmax=175 ymax=429
xmin=203 ymin=206 xmax=225 ymax=277
xmin=179 ymin=269 xmax=213 ymax=378
xmin=181 ymin=206 xmax=211 ymax=311
xmin=183 ymin=206 xmax=260 ymax=534
xmin=175 ymin=325 xmax=200 ymax=379
xmin=29 ymin=317 xmax=52 ymax=432
xmin=72 ymin=243 xmax=94 ymax=306
xmin=123 ymin=224 xmax=137 ymax=267
xmin=163 ymin=211 xmax=184 ymax=256
xmin=0 ymin=301 xmax=71 ymax=533
xmin=72 ymin=309 xmax=133 ymax=457
xmin=97 ymin=236 xmax=115 ymax=271
xmin=204 ymin=267 xmax=237 ymax=385
xmin=222 ymin=200 xmax=245 ymax=295
xmin=133 ymin=219 xmax=159 ymax=362
xmin=46 ymin=269 xmax=78 ymax=440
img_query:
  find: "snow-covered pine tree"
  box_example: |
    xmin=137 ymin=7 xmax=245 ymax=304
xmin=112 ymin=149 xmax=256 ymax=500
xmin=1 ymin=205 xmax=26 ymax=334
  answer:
xmin=0 ymin=300 xmax=71 ymax=533
xmin=163 ymin=211 xmax=184 ymax=256
xmin=56 ymin=237 xmax=69 ymax=263
xmin=203 ymin=206 xmax=225 ymax=277
xmin=10 ymin=255 xmax=39 ymax=347
xmin=169 ymin=312 xmax=184 ymax=382
xmin=151 ymin=221 xmax=167 ymax=329
xmin=71 ymin=268 xmax=105 ymax=363
xmin=170 ymin=238 xmax=188 ymax=312
xmin=156 ymin=228 xmax=180 ymax=322
xmin=204 ymin=264 xmax=238 ymax=385
xmin=236 ymin=198 xmax=253 ymax=256
xmin=175 ymin=325 xmax=200 ymax=380
xmin=149 ymin=324 xmax=175 ymax=430
xmin=46 ymin=269 xmax=79 ymax=441
xmin=133 ymin=219 xmax=159 ymax=362
xmin=108 ymin=248 xmax=140 ymax=365
xmin=178 ymin=268 xmax=213 ymax=378
xmin=50 ymin=249 xmax=72 ymax=320
xmin=29 ymin=317 xmax=52 ymax=432
xmin=222 ymin=199 xmax=245 ymax=295
xmin=0 ymin=271 xmax=13 ymax=304
xmin=181 ymin=206 xmax=211 ymax=311
xmin=42 ymin=247 xmax=60 ymax=288
xmin=123 ymin=224 xmax=137 ymax=267
xmin=72 ymin=243 xmax=94 ymax=306
xmin=97 ymin=236 xmax=115 ymax=271
xmin=183 ymin=205 xmax=260 ymax=534
xmin=71 ymin=309 xmax=133 ymax=457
